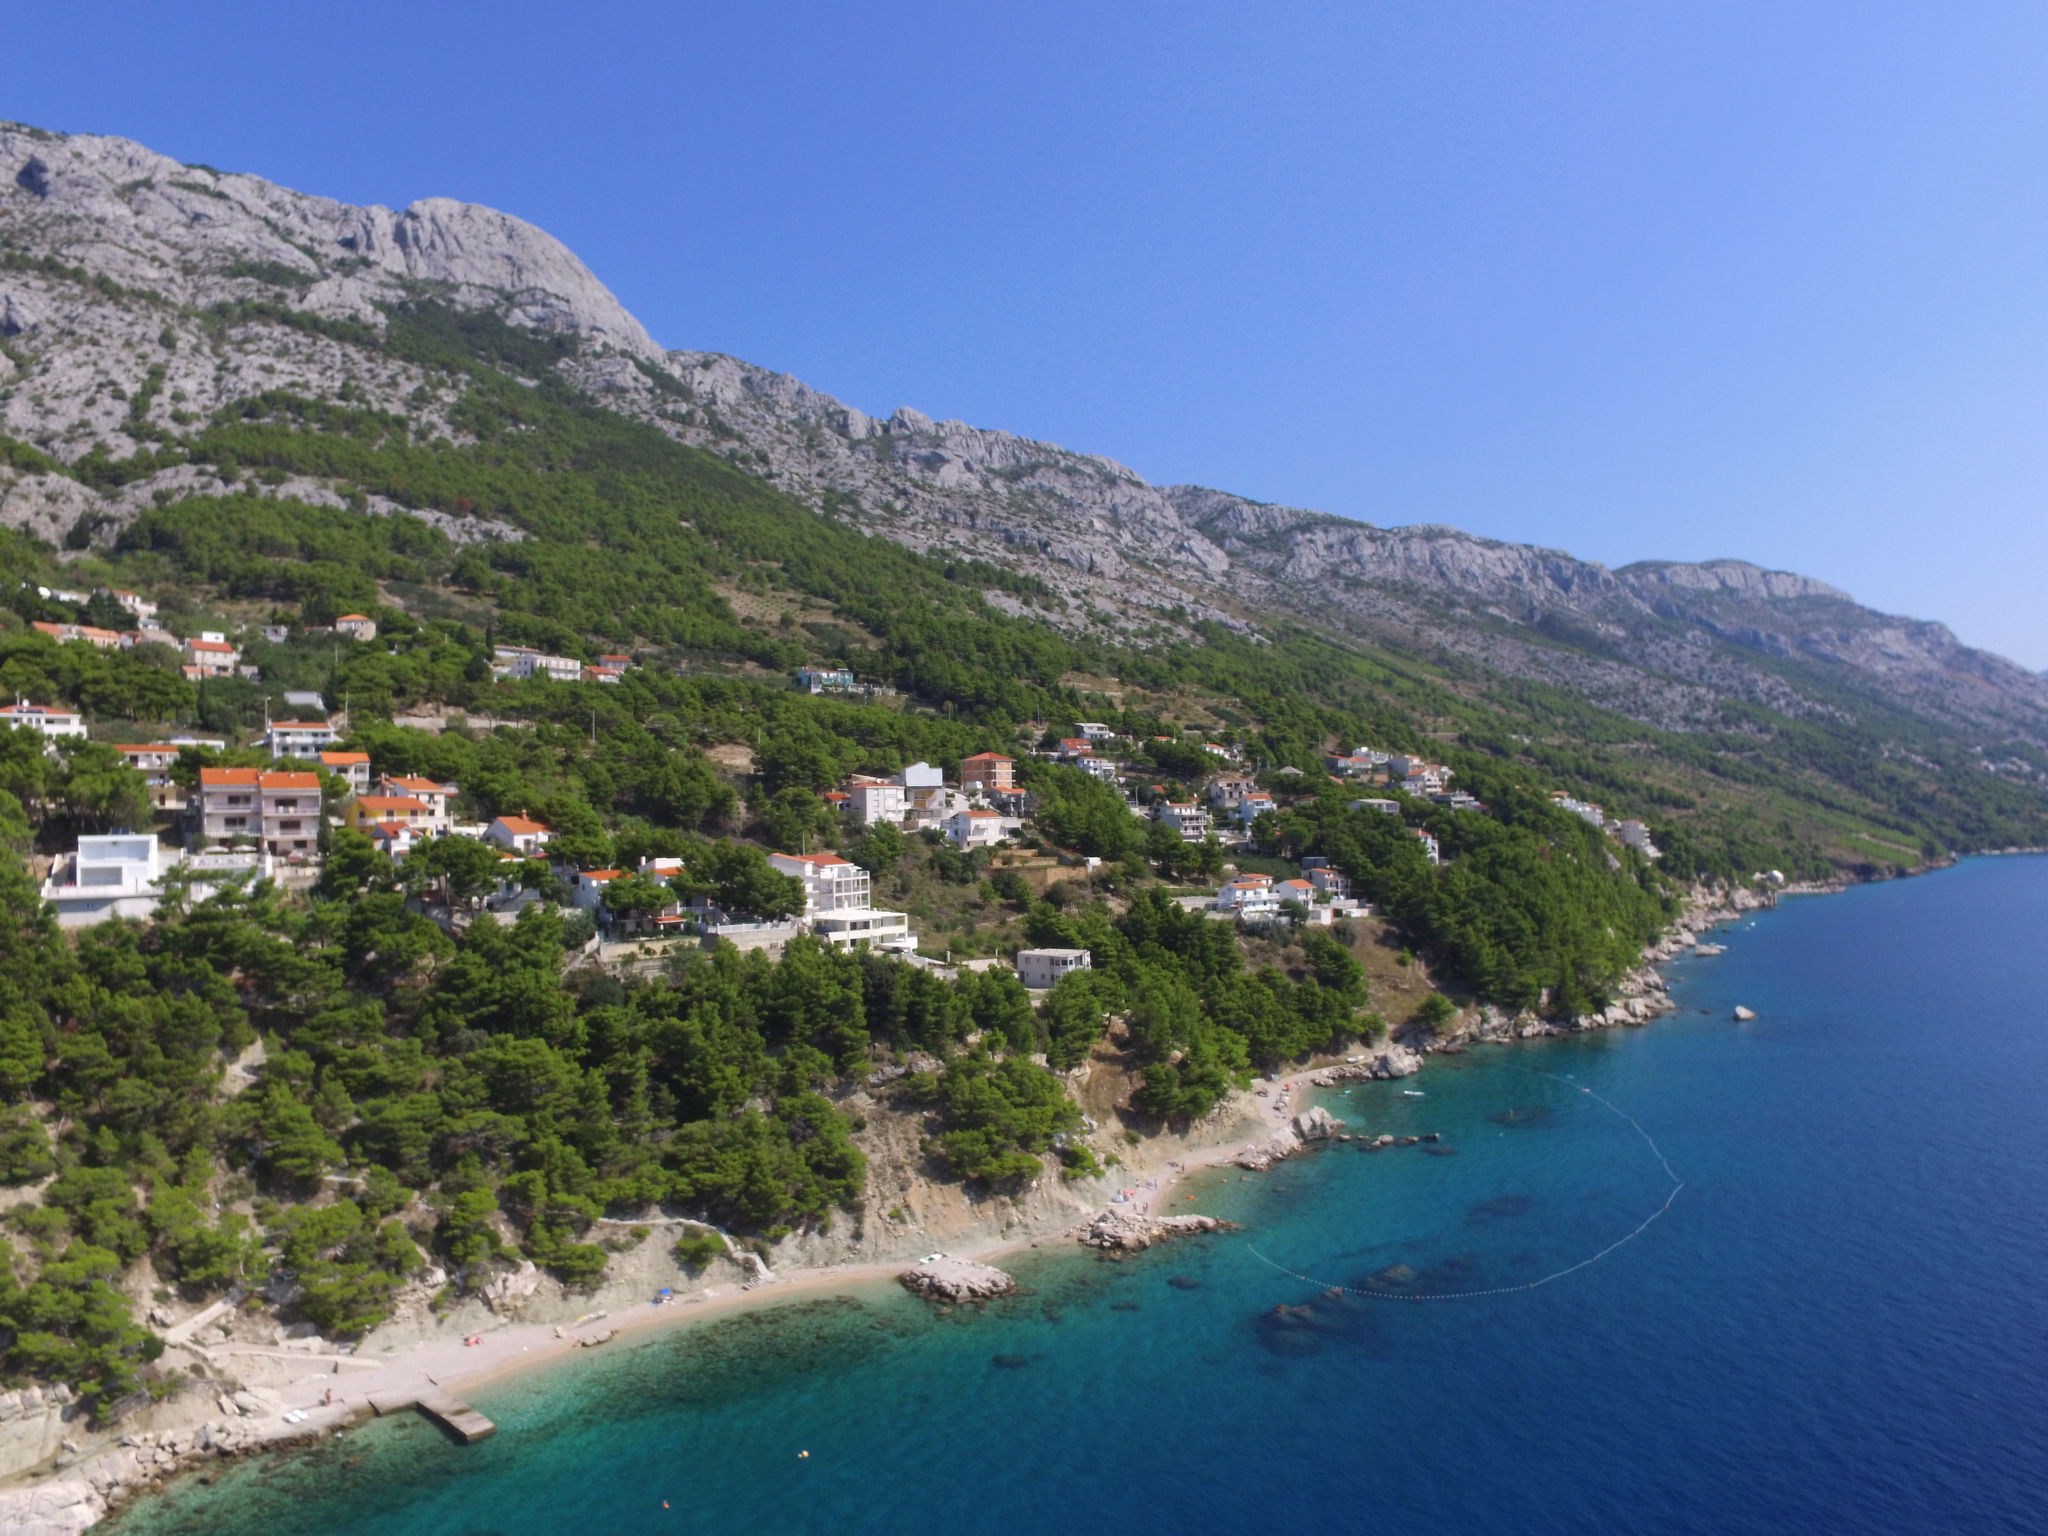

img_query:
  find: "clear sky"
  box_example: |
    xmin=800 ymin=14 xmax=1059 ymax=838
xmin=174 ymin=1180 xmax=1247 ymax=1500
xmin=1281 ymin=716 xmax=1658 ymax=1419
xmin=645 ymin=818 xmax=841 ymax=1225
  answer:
xmin=15 ymin=1 xmax=2048 ymax=667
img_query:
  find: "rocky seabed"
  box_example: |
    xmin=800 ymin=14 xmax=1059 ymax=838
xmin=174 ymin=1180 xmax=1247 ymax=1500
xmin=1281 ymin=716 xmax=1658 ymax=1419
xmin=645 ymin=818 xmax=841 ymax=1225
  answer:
xmin=0 ymin=881 xmax=1838 ymax=1533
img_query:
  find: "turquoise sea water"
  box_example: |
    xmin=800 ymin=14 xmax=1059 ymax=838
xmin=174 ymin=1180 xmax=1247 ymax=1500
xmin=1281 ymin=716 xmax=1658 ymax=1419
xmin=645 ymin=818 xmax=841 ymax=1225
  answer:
xmin=110 ymin=856 xmax=2048 ymax=1535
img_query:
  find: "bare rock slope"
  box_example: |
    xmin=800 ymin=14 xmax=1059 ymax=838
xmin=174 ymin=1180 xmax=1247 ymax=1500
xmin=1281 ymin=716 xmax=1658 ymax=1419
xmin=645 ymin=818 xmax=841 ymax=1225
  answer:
xmin=5 ymin=119 xmax=2045 ymax=752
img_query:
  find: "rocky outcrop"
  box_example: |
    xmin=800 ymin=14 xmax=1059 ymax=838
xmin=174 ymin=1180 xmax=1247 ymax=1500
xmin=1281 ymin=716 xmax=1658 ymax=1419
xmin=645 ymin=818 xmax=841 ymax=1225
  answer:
xmin=1078 ymin=1212 xmax=1234 ymax=1252
xmin=897 ymin=1257 xmax=1017 ymax=1302
xmin=1308 ymin=1044 xmax=1425 ymax=1084
xmin=1291 ymin=1105 xmax=1343 ymax=1140
xmin=480 ymin=1259 xmax=542 ymax=1314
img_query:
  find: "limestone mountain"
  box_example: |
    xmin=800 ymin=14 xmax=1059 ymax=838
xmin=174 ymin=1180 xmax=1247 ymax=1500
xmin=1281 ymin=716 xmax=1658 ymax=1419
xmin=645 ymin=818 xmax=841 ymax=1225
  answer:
xmin=3 ymin=119 xmax=2045 ymax=784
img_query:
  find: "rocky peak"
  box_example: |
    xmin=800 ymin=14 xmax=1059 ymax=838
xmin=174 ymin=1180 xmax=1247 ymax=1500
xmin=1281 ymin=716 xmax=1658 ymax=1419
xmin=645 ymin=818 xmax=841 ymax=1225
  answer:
xmin=0 ymin=124 xmax=657 ymax=358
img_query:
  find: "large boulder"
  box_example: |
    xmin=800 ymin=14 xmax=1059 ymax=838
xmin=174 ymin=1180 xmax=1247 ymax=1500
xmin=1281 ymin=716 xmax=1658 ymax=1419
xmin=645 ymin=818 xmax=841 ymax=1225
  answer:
xmin=898 ymin=1257 xmax=1017 ymax=1302
xmin=1080 ymin=1211 xmax=1235 ymax=1251
xmin=1292 ymin=1105 xmax=1344 ymax=1140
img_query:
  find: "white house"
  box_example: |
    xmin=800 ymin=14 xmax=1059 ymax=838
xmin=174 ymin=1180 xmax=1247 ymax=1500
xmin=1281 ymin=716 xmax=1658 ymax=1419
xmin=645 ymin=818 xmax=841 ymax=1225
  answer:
xmin=1274 ymin=877 xmax=1317 ymax=908
xmin=1412 ymin=829 xmax=1441 ymax=866
xmin=97 ymin=588 xmax=157 ymax=625
xmin=39 ymin=835 xmax=173 ymax=927
xmin=182 ymin=636 xmax=240 ymax=677
xmin=1552 ymin=792 xmax=1605 ymax=828
xmin=1 ymin=701 xmax=86 ymax=743
xmin=810 ymin=908 xmax=916 ymax=952
xmin=263 ymin=719 xmax=341 ymax=759
xmin=333 ymin=613 xmax=378 ymax=642
xmin=1399 ymin=765 xmax=1453 ymax=797
xmin=40 ymin=836 xmax=269 ymax=927
xmin=944 ymin=808 xmax=1021 ymax=850
xmin=1207 ymin=775 xmax=1258 ymax=808
xmin=1349 ymin=798 xmax=1401 ymax=816
xmin=768 ymin=851 xmax=872 ymax=914
xmin=507 ymin=651 xmax=583 ymax=683
xmin=1077 ymin=722 xmax=1116 ymax=742
xmin=483 ymin=815 xmax=553 ymax=856
xmin=570 ymin=868 xmax=626 ymax=911
xmin=1233 ymin=791 xmax=1276 ymax=828
xmin=845 ymin=778 xmax=907 ymax=827
xmin=1017 ymin=947 xmax=1092 ymax=990
xmin=1307 ymin=865 xmax=1350 ymax=898
xmin=1072 ymin=754 xmax=1121 ymax=783
xmin=1216 ymin=875 xmax=1280 ymax=916
xmin=1154 ymin=800 xmax=1211 ymax=842
xmin=318 ymin=750 xmax=373 ymax=796
xmin=1613 ymin=820 xmax=1660 ymax=858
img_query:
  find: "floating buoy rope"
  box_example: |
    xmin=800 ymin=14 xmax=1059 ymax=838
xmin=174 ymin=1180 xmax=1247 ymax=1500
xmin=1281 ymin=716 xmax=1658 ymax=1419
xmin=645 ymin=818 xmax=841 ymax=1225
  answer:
xmin=1246 ymin=1067 xmax=1683 ymax=1301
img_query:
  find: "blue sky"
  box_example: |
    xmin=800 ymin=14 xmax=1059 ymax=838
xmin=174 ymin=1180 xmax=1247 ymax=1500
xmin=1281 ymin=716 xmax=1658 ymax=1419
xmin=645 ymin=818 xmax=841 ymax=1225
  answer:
xmin=16 ymin=1 xmax=2048 ymax=666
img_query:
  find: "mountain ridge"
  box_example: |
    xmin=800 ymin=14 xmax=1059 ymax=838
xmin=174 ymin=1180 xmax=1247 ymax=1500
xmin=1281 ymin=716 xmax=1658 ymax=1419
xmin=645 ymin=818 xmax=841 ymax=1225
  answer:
xmin=3 ymin=121 xmax=2045 ymax=758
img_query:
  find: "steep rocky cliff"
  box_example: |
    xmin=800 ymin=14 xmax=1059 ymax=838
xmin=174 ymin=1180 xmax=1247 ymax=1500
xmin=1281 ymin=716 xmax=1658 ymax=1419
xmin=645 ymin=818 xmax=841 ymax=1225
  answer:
xmin=5 ymin=120 xmax=2045 ymax=755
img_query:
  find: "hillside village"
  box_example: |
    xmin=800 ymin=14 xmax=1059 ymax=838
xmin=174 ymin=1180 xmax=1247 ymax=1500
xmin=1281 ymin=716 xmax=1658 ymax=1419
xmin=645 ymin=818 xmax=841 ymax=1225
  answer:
xmin=11 ymin=594 xmax=1673 ymax=979
xmin=1 ymin=120 xmax=2037 ymax=1475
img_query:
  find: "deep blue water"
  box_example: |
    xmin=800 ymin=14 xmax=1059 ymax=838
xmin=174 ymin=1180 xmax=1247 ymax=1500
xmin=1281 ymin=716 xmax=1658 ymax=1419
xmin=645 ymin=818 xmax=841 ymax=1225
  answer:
xmin=110 ymin=856 xmax=2048 ymax=1535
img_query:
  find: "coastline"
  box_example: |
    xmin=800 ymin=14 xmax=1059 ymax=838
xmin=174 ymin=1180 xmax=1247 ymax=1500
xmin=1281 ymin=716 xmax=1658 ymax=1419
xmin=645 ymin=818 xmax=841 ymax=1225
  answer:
xmin=0 ymin=862 xmax=1989 ymax=1534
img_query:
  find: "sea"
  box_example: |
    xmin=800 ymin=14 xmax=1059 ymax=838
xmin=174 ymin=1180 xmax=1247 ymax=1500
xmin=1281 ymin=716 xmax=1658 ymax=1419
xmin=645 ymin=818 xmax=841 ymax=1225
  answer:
xmin=107 ymin=854 xmax=2048 ymax=1536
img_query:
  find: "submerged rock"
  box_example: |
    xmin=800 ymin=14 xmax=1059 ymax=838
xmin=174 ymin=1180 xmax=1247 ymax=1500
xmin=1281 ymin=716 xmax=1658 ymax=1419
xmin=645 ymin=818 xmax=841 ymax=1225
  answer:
xmin=898 ymin=1258 xmax=1018 ymax=1303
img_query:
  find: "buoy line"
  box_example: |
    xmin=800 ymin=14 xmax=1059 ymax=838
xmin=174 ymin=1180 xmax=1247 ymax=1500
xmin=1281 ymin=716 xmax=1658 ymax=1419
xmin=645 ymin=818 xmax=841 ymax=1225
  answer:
xmin=1246 ymin=1067 xmax=1683 ymax=1301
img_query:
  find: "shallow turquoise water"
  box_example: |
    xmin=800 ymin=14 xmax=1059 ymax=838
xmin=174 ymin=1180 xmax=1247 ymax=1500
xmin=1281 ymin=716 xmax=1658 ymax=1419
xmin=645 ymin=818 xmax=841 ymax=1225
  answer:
xmin=110 ymin=856 xmax=2048 ymax=1535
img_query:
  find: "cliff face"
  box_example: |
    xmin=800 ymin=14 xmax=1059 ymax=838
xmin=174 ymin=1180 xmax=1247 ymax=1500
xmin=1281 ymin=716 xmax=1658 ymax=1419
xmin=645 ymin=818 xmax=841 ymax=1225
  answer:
xmin=5 ymin=120 xmax=2046 ymax=752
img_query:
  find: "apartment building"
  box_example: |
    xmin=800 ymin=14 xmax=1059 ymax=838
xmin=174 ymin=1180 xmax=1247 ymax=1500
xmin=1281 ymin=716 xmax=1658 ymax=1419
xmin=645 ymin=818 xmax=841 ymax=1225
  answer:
xmin=374 ymin=775 xmax=457 ymax=832
xmin=1153 ymin=800 xmax=1212 ymax=842
xmin=960 ymin=752 xmax=1016 ymax=795
xmin=767 ymin=852 xmax=871 ymax=913
xmin=197 ymin=768 xmax=322 ymax=858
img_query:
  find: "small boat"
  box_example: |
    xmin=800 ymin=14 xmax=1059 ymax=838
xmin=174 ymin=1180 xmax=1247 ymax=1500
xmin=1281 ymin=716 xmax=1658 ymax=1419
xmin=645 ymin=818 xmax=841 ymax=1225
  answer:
xmin=1400 ymin=1089 xmax=1425 ymax=1097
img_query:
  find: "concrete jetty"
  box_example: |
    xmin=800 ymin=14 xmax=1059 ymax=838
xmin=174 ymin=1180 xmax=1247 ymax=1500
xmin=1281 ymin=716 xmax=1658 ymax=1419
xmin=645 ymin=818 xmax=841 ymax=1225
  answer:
xmin=367 ymin=1386 xmax=496 ymax=1443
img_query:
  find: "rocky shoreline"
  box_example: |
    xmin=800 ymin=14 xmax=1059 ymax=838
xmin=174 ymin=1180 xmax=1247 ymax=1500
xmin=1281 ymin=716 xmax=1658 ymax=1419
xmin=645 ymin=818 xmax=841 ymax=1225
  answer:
xmin=0 ymin=873 xmax=1892 ymax=1533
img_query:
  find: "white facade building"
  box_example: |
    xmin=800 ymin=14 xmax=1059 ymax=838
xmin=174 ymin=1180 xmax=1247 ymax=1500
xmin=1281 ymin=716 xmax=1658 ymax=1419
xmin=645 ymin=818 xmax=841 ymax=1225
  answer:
xmin=1613 ymin=819 xmax=1660 ymax=858
xmin=944 ymin=809 xmax=1022 ymax=849
xmin=1233 ymin=792 xmax=1276 ymax=828
xmin=263 ymin=719 xmax=341 ymax=759
xmin=39 ymin=836 xmax=269 ymax=927
xmin=1216 ymin=875 xmax=1280 ymax=916
xmin=768 ymin=852 xmax=872 ymax=914
xmin=1 ymin=701 xmax=86 ymax=743
xmin=1016 ymin=947 xmax=1092 ymax=990
xmin=1154 ymin=800 xmax=1211 ymax=842
xmin=483 ymin=815 xmax=553 ymax=855
xmin=508 ymin=651 xmax=583 ymax=683
xmin=810 ymin=909 xmax=916 ymax=951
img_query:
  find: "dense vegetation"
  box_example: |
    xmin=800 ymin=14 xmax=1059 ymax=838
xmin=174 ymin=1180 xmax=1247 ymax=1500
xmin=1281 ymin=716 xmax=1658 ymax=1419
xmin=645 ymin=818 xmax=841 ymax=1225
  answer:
xmin=1 ymin=285 xmax=2043 ymax=1421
